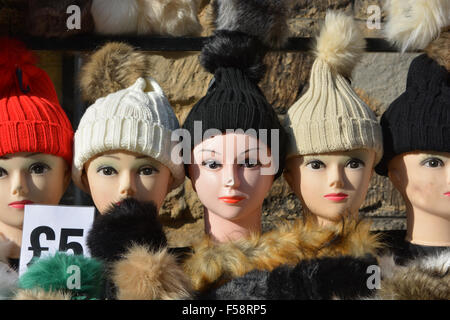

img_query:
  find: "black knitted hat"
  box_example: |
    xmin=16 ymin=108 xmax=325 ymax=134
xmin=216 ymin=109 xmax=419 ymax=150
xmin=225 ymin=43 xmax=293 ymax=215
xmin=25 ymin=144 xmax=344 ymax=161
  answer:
xmin=375 ymin=53 xmax=450 ymax=176
xmin=182 ymin=30 xmax=288 ymax=179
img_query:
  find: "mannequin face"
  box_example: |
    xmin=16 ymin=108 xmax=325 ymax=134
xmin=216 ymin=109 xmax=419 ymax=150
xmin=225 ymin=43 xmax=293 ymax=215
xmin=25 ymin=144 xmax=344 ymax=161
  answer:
xmin=83 ymin=150 xmax=173 ymax=214
xmin=0 ymin=152 xmax=70 ymax=231
xmin=188 ymin=133 xmax=275 ymax=223
xmin=388 ymin=151 xmax=450 ymax=220
xmin=284 ymin=149 xmax=375 ymax=225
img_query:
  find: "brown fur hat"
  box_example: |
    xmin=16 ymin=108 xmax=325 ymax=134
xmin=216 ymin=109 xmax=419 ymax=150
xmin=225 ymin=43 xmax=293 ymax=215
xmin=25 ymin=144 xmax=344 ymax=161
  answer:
xmin=183 ymin=216 xmax=382 ymax=292
xmin=79 ymin=42 xmax=152 ymax=104
xmin=111 ymin=244 xmax=193 ymax=300
xmin=425 ymin=28 xmax=450 ymax=72
xmin=375 ymin=250 xmax=450 ymax=300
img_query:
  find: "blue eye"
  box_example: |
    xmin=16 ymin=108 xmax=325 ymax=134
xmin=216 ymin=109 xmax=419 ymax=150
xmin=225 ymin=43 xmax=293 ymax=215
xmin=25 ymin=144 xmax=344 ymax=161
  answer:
xmin=202 ymin=160 xmax=222 ymax=170
xmin=29 ymin=162 xmax=50 ymax=175
xmin=306 ymin=160 xmax=325 ymax=170
xmin=97 ymin=166 xmax=117 ymax=176
xmin=346 ymin=158 xmax=365 ymax=169
xmin=240 ymin=158 xmax=260 ymax=168
xmin=421 ymin=157 xmax=444 ymax=168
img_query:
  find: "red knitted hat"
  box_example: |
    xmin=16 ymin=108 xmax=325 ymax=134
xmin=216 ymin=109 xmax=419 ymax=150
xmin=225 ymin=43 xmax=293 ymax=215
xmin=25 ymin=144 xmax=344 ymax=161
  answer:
xmin=0 ymin=38 xmax=73 ymax=165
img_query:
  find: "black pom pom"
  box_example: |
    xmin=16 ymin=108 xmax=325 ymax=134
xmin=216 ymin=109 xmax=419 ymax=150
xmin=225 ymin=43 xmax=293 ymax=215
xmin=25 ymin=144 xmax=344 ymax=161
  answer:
xmin=87 ymin=198 xmax=167 ymax=262
xmin=200 ymin=30 xmax=267 ymax=83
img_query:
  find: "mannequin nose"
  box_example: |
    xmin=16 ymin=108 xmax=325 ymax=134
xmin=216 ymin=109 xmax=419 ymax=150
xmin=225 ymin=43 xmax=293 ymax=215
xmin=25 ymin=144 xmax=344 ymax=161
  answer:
xmin=11 ymin=171 xmax=28 ymax=196
xmin=328 ymin=166 xmax=345 ymax=189
xmin=223 ymin=165 xmax=240 ymax=189
xmin=119 ymin=172 xmax=136 ymax=197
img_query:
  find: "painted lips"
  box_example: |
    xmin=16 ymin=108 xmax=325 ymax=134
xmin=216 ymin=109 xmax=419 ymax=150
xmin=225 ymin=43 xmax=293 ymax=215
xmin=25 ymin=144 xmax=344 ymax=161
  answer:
xmin=8 ymin=200 xmax=34 ymax=209
xmin=219 ymin=196 xmax=246 ymax=204
xmin=324 ymin=193 xmax=348 ymax=202
xmin=445 ymin=192 xmax=450 ymax=197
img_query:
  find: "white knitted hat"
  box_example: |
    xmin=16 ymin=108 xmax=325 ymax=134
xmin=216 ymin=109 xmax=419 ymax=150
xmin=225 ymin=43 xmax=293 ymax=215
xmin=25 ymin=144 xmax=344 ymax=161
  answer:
xmin=72 ymin=77 xmax=185 ymax=192
xmin=285 ymin=11 xmax=383 ymax=165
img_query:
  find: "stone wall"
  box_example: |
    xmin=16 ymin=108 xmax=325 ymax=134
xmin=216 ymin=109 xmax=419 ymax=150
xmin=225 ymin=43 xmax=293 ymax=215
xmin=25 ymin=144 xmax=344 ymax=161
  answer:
xmin=1 ymin=0 xmax=410 ymax=247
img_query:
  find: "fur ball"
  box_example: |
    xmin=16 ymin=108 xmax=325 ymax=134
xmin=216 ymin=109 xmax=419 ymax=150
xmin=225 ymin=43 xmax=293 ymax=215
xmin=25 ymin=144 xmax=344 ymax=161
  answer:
xmin=200 ymin=30 xmax=266 ymax=83
xmin=91 ymin=0 xmax=139 ymax=35
xmin=79 ymin=42 xmax=151 ymax=103
xmin=0 ymin=262 xmax=18 ymax=300
xmin=18 ymin=253 xmax=104 ymax=299
xmin=212 ymin=0 xmax=290 ymax=48
xmin=425 ymin=29 xmax=450 ymax=71
xmin=313 ymin=11 xmax=366 ymax=79
xmin=384 ymin=0 xmax=450 ymax=52
xmin=86 ymin=199 xmax=167 ymax=262
xmin=111 ymin=245 xmax=193 ymax=300
xmin=14 ymin=289 xmax=71 ymax=300
xmin=27 ymin=0 xmax=94 ymax=38
xmin=137 ymin=0 xmax=203 ymax=36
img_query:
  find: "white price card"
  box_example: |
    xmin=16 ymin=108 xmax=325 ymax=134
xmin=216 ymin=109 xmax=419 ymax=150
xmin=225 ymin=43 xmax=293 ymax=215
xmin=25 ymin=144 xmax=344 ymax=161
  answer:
xmin=19 ymin=204 xmax=95 ymax=276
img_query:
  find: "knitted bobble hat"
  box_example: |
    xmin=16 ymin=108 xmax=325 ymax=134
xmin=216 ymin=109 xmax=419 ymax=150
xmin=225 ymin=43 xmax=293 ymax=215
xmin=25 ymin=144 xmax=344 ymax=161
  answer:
xmin=0 ymin=38 xmax=74 ymax=165
xmin=375 ymin=0 xmax=450 ymax=176
xmin=284 ymin=11 xmax=383 ymax=165
xmin=73 ymin=42 xmax=185 ymax=192
xmin=182 ymin=0 xmax=290 ymax=180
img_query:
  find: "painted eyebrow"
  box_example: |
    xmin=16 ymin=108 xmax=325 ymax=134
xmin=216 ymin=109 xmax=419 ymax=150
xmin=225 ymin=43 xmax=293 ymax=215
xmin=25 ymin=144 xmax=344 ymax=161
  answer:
xmin=101 ymin=155 xmax=120 ymax=160
xmin=200 ymin=149 xmax=221 ymax=155
xmin=239 ymin=148 xmax=259 ymax=156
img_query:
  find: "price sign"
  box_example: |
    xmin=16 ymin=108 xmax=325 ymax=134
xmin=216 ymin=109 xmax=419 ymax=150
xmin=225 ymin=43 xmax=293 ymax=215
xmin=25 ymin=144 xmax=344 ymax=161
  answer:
xmin=19 ymin=204 xmax=95 ymax=276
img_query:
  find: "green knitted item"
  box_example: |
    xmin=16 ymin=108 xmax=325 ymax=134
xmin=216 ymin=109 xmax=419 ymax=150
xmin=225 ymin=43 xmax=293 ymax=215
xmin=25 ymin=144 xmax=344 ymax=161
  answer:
xmin=19 ymin=252 xmax=104 ymax=299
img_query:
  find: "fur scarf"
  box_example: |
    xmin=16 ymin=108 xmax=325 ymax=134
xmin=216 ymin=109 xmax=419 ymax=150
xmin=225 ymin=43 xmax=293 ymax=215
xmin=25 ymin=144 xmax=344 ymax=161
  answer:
xmin=183 ymin=217 xmax=382 ymax=292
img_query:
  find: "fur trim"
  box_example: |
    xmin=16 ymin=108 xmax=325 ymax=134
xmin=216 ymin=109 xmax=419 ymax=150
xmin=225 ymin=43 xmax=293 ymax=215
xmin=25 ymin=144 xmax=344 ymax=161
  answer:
xmin=137 ymin=0 xmax=202 ymax=36
xmin=87 ymin=199 xmax=167 ymax=262
xmin=18 ymin=252 xmax=104 ymax=299
xmin=384 ymin=0 xmax=450 ymax=52
xmin=313 ymin=11 xmax=365 ymax=79
xmin=424 ymin=29 xmax=450 ymax=71
xmin=0 ymin=239 xmax=13 ymax=264
xmin=91 ymin=0 xmax=202 ymax=36
xmin=111 ymin=245 xmax=193 ymax=300
xmin=0 ymin=262 xmax=18 ymax=300
xmin=91 ymin=0 xmax=139 ymax=35
xmin=183 ymin=217 xmax=382 ymax=292
xmin=14 ymin=289 xmax=71 ymax=300
xmin=376 ymin=250 xmax=450 ymax=300
xmin=79 ymin=42 xmax=151 ymax=103
xmin=200 ymin=30 xmax=266 ymax=82
xmin=212 ymin=0 xmax=290 ymax=48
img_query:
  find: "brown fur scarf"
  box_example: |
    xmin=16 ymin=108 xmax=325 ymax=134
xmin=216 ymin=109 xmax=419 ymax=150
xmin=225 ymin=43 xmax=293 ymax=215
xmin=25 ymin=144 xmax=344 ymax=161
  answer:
xmin=183 ymin=217 xmax=382 ymax=292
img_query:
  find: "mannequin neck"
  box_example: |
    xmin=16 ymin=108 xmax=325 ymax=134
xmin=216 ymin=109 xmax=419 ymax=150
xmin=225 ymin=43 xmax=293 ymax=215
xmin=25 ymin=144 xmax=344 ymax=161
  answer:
xmin=405 ymin=203 xmax=450 ymax=247
xmin=204 ymin=207 xmax=262 ymax=243
xmin=0 ymin=221 xmax=22 ymax=259
xmin=308 ymin=208 xmax=359 ymax=227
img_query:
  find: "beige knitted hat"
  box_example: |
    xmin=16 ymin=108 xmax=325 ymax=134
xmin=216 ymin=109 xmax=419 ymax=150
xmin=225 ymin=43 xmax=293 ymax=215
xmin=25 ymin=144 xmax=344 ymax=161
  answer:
xmin=73 ymin=43 xmax=185 ymax=192
xmin=285 ymin=11 xmax=383 ymax=165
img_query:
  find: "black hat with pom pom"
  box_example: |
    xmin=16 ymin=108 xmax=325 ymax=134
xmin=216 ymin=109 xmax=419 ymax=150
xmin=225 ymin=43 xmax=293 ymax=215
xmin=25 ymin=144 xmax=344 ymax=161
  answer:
xmin=181 ymin=1 xmax=290 ymax=179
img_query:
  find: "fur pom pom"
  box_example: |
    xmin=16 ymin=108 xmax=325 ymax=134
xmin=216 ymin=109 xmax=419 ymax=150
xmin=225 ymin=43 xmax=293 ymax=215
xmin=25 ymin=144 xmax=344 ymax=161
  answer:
xmin=137 ymin=0 xmax=202 ymax=36
xmin=79 ymin=42 xmax=151 ymax=103
xmin=213 ymin=0 xmax=290 ymax=48
xmin=0 ymin=262 xmax=18 ymax=300
xmin=384 ymin=0 xmax=450 ymax=52
xmin=313 ymin=11 xmax=366 ymax=79
xmin=112 ymin=245 xmax=193 ymax=300
xmin=91 ymin=0 xmax=139 ymax=35
xmin=0 ymin=38 xmax=38 ymax=91
xmin=200 ymin=30 xmax=266 ymax=82
xmin=425 ymin=29 xmax=450 ymax=71
xmin=14 ymin=289 xmax=71 ymax=300
xmin=86 ymin=199 xmax=167 ymax=262
xmin=18 ymin=253 xmax=104 ymax=299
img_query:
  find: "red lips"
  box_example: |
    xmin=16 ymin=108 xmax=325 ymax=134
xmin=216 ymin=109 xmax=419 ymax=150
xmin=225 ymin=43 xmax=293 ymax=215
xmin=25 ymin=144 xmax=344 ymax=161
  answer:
xmin=444 ymin=192 xmax=450 ymax=197
xmin=219 ymin=196 xmax=245 ymax=204
xmin=324 ymin=193 xmax=348 ymax=202
xmin=8 ymin=200 xmax=34 ymax=209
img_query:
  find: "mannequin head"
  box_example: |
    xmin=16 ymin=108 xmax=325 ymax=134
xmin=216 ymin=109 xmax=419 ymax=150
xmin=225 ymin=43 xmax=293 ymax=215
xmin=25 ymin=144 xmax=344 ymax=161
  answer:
xmin=387 ymin=151 xmax=450 ymax=246
xmin=81 ymin=150 xmax=173 ymax=214
xmin=284 ymin=149 xmax=376 ymax=226
xmin=188 ymin=132 xmax=275 ymax=242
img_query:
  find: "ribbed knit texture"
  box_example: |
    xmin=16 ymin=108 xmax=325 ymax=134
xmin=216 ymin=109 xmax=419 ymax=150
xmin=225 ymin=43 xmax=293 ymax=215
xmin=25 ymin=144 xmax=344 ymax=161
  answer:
xmin=0 ymin=39 xmax=73 ymax=165
xmin=182 ymin=67 xmax=288 ymax=179
xmin=375 ymin=54 xmax=450 ymax=176
xmin=285 ymin=58 xmax=383 ymax=164
xmin=72 ymin=77 xmax=185 ymax=191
